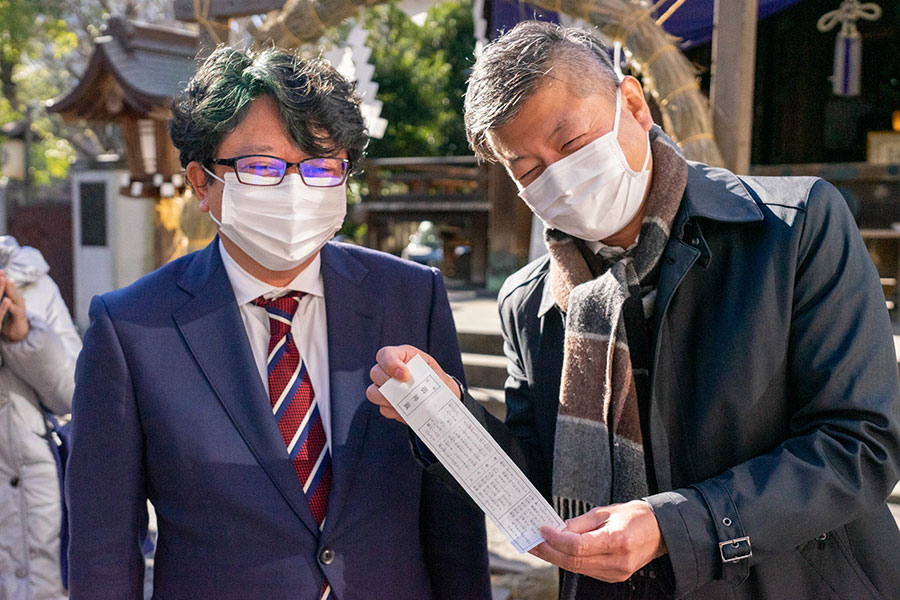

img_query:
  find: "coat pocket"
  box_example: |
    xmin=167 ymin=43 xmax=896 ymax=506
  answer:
xmin=797 ymin=528 xmax=885 ymax=600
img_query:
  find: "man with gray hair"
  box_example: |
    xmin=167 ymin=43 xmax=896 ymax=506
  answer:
xmin=369 ymin=20 xmax=900 ymax=600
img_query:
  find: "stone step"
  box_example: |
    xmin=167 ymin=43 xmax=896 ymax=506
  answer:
xmin=462 ymin=352 xmax=509 ymax=391
xmin=458 ymin=330 xmax=504 ymax=356
xmin=486 ymin=517 xmax=556 ymax=600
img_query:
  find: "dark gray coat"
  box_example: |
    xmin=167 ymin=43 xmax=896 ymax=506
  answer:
xmin=461 ymin=159 xmax=900 ymax=599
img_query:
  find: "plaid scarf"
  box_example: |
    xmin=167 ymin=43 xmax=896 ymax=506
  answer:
xmin=549 ymin=135 xmax=687 ymax=517
xmin=547 ymin=136 xmax=687 ymax=599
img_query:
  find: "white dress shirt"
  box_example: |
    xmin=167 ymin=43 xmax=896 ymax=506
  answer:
xmin=218 ymin=240 xmax=332 ymax=449
xmin=585 ymin=238 xmax=635 ymax=257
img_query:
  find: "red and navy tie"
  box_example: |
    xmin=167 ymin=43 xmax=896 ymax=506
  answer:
xmin=253 ymin=292 xmax=334 ymax=598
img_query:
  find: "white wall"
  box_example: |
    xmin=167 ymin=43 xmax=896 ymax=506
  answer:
xmin=71 ymin=170 xmax=154 ymax=331
xmin=113 ymin=194 xmax=155 ymax=288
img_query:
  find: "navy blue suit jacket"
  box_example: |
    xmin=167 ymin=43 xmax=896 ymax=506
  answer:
xmin=66 ymin=240 xmax=490 ymax=599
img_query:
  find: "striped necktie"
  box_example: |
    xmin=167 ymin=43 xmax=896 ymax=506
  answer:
xmin=253 ymin=292 xmax=332 ymax=529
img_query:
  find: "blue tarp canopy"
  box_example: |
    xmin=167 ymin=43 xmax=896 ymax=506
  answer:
xmin=489 ymin=0 xmax=804 ymax=47
xmin=654 ymin=0 xmax=803 ymax=47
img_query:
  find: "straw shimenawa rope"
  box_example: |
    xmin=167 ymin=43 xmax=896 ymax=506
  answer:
xmin=194 ymin=0 xmax=228 ymax=44
xmin=253 ymin=0 xmax=724 ymax=167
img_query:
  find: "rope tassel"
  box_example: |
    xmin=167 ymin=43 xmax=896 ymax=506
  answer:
xmin=817 ymin=0 xmax=882 ymax=97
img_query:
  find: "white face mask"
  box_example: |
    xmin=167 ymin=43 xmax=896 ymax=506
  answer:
xmin=517 ymin=88 xmax=651 ymax=243
xmin=204 ymin=170 xmax=347 ymax=271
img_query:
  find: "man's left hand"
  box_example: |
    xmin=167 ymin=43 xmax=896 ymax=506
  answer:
xmin=531 ymin=500 xmax=667 ymax=583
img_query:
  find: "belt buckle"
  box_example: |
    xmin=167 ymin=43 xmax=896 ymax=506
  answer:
xmin=718 ymin=536 xmax=752 ymax=563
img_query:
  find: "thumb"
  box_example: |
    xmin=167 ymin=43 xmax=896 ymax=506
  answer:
xmin=375 ymin=345 xmax=419 ymax=382
xmin=564 ymin=507 xmax=611 ymax=534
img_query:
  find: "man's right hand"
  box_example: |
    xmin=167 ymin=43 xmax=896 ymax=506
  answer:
xmin=366 ymin=345 xmax=461 ymax=424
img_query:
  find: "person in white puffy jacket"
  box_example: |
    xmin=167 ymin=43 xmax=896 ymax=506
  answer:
xmin=0 ymin=236 xmax=80 ymax=599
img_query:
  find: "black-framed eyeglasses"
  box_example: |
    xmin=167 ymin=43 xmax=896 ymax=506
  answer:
xmin=210 ymin=154 xmax=350 ymax=187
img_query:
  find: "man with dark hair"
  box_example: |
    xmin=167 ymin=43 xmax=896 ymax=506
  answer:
xmin=368 ymin=21 xmax=900 ymax=600
xmin=67 ymin=47 xmax=491 ymax=599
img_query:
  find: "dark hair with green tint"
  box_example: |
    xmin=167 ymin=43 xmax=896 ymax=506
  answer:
xmin=170 ymin=46 xmax=368 ymax=177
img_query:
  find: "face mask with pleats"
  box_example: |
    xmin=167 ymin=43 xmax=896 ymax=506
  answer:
xmin=518 ymin=88 xmax=651 ymax=243
xmin=204 ymin=170 xmax=347 ymax=271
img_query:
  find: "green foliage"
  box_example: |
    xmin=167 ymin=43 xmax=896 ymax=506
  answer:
xmin=362 ymin=0 xmax=474 ymax=158
xmin=0 ymin=0 xmax=174 ymax=187
xmin=1 ymin=2 xmax=74 ymax=184
xmin=0 ymin=2 xmax=68 ymax=66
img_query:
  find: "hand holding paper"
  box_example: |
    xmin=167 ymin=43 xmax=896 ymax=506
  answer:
xmin=367 ymin=345 xmax=460 ymax=423
xmin=375 ymin=352 xmax=565 ymax=553
xmin=532 ymin=500 xmax=667 ymax=582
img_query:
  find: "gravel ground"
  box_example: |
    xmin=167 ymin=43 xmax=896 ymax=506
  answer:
xmin=487 ymin=518 xmax=558 ymax=600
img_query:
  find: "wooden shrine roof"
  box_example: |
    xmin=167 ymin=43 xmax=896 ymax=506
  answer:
xmin=49 ymin=17 xmax=199 ymax=121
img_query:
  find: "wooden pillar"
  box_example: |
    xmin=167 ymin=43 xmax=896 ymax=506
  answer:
xmin=486 ymin=163 xmax=532 ymax=290
xmin=711 ymin=0 xmax=758 ymax=175
xmin=155 ymin=119 xmax=181 ymax=176
xmin=470 ymin=211 xmax=488 ymax=286
xmin=119 ymin=114 xmax=145 ymax=178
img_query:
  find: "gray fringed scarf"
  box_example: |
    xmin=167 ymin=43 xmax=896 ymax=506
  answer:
xmin=549 ymin=136 xmax=688 ymax=520
xmin=548 ymin=136 xmax=688 ymax=600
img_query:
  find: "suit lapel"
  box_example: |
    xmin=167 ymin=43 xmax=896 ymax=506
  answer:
xmin=319 ymin=243 xmax=381 ymax=534
xmin=172 ymin=241 xmax=322 ymax=536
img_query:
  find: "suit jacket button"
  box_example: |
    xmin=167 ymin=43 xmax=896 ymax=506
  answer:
xmin=15 ymin=567 xmax=26 ymax=578
xmin=10 ymin=476 xmax=20 ymax=487
xmin=319 ymin=547 xmax=335 ymax=565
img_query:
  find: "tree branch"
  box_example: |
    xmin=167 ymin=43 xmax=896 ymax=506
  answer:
xmin=0 ymin=56 xmax=20 ymax=112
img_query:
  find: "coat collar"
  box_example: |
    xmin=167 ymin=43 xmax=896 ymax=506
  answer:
xmin=679 ymin=161 xmax=764 ymax=226
xmin=538 ymin=271 xmax=557 ymax=319
xmin=174 ymin=236 xmax=224 ymax=296
xmin=650 ymin=125 xmax=763 ymax=228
